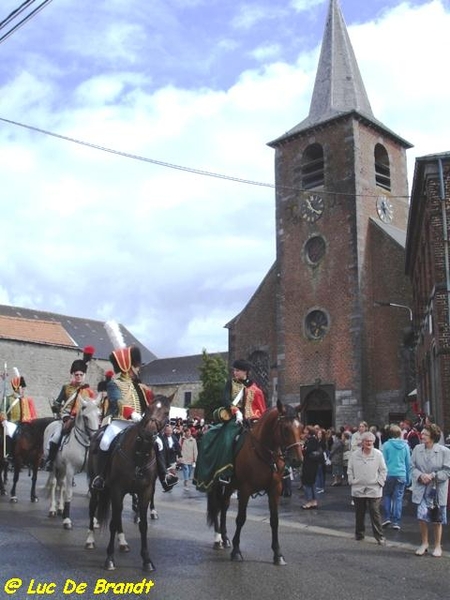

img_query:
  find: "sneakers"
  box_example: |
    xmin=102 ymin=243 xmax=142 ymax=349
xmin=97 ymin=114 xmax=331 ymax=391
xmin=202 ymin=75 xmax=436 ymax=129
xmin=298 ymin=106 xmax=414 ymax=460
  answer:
xmin=391 ymin=524 xmax=401 ymax=531
xmin=316 ymin=488 xmax=324 ymax=494
xmin=381 ymin=519 xmax=391 ymax=527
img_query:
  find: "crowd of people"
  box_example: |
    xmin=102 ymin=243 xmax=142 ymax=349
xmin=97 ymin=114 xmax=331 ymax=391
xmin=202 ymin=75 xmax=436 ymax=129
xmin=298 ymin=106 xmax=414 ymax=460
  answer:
xmin=2 ymin=348 xmax=450 ymax=558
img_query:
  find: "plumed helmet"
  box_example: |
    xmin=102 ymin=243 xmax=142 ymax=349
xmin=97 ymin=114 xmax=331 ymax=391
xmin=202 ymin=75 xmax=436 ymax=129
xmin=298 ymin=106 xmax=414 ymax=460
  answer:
xmin=70 ymin=359 xmax=88 ymax=374
xmin=109 ymin=348 xmax=132 ymax=374
xmin=11 ymin=367 xmax=22 ymax=391
xmin=83 ymin=346 xmax=95 ymax=363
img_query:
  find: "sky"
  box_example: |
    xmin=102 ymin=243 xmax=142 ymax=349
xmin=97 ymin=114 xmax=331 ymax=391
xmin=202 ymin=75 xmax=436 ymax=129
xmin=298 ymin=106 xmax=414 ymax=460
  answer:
xmin=0 ymin=0 xmax=448 ymax=359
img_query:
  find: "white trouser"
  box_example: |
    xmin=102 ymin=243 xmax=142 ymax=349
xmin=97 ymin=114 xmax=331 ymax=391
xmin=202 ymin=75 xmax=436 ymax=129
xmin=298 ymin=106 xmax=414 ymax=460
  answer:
xmin=48 ymin=421 xmax=63 ymax=447
xmin=1 ymin=419 xmax=17 ymax=438
xmin=100 ymin=420 xmax=132 ymax=451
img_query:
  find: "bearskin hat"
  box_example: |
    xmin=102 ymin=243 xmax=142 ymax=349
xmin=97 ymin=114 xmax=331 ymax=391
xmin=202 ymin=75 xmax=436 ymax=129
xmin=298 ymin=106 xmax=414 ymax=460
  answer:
xmin=232 ymin=358 xmax=252 ymax=372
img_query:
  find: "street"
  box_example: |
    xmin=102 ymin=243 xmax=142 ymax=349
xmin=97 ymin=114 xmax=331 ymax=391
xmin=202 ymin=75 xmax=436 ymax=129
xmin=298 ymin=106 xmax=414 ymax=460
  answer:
xmin=0 ymin=470 xmax=448 ymax=600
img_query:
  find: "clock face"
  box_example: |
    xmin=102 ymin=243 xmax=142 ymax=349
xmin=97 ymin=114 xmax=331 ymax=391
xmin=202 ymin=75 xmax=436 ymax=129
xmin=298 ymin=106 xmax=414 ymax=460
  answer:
xmin=376 ymin=196 xmax=394 ymax=223
xmin=300 ymin=194 xmax=324 ymax=223
xmin=305 ymin=310 xmax=329 ymax=339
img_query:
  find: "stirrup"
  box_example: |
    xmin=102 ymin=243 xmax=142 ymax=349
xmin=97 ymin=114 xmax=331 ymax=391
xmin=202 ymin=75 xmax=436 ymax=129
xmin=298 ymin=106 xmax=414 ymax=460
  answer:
xmin=218 ymin=475 xmax=232 ymax=485
xmin=91 ymin=475 xmax=105 ymax=491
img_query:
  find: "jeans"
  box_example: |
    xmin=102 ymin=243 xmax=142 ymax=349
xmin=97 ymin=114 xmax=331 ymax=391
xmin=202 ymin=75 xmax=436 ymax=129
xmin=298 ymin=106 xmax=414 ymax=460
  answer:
xmin=315 ymin=464 xmax=325 ymax=489
xmin=303 ymin=483 xmax=317 ymax=502
xmin=382 ymin=476 xmax=407 ymax=525
xmin=182 ymin=463 xmax=194 ymax=482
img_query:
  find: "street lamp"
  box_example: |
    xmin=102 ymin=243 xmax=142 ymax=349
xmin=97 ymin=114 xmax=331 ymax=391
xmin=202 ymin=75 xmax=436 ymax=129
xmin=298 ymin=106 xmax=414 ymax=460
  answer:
xmin=373 ymin=301 xmax=412 ymax=321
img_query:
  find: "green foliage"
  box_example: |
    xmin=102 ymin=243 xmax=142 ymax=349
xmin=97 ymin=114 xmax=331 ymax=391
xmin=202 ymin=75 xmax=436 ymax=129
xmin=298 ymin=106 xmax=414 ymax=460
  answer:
xmin=191 ymin=350 xmax=228 ymax=421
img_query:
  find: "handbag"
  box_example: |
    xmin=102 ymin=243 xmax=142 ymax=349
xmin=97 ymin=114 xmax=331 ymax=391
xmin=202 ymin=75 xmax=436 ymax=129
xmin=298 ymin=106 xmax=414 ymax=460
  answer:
xmin=427 ymin=480 xmax=442 ymax=523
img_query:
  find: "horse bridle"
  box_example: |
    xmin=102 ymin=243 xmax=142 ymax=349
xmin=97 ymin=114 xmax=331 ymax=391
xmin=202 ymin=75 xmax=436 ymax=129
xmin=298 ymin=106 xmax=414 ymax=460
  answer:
xmin=250 ymin=414 xmax=302 ymax=470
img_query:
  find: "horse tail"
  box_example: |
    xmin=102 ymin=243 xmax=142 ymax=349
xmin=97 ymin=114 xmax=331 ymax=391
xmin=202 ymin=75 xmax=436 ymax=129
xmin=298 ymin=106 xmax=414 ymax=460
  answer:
xmin=206 ymin=484 xmax=222 ymax=528
xmin=95 ymin=487 xmax=111 ymax=528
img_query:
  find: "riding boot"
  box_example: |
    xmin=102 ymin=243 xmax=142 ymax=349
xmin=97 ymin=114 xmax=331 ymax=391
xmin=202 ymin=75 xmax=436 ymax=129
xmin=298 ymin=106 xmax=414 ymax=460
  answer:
xmin=91 ymin=450 xmax=109 ymax=490
xmin=45 ymin=441 xmax=59 ymax=471
xmin=156 ymin=450 xmax=178 ymax=492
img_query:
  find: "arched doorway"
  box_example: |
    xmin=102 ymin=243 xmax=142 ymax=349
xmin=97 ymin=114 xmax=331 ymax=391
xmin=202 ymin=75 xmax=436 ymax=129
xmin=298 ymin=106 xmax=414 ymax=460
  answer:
xmin=302 ymin=387 xmax=333 ymax=429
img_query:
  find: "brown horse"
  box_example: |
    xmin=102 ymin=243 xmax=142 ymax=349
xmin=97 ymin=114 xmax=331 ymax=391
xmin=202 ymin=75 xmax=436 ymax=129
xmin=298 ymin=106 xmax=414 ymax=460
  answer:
xmin=89 ymin=394 xmax=172 ymax=571
xmin=206 ymin=399 xmax=303 ymax=565
xmin=7 ymin=417 xmax=55 ymax=503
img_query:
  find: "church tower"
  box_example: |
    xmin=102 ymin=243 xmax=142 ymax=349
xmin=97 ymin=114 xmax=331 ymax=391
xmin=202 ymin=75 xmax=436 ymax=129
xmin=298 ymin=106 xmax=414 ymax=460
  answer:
xmin=228 ymin=0 xmax=413 ymax=427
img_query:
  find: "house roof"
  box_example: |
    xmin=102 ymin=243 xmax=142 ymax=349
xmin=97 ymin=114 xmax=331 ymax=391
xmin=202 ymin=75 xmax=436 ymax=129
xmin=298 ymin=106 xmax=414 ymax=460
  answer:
xmin=370 ymin=218 xmax=407 ymax=249
xmin=141 ymin=352 xmax=228 ymax=386
xmin=0 ymin=315 xmax=76 ymax=347
xmin=0 ymin=304 xmax=157 ymax=364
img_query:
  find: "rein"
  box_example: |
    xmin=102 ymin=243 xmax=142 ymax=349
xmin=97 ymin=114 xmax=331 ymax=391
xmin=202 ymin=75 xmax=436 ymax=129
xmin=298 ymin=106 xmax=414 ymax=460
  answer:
xmin=249 ymin=414 xmax=298 ymax=472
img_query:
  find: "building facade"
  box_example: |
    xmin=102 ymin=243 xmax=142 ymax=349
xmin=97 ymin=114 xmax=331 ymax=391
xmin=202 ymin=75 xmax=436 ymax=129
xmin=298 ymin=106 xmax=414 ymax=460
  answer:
xmin=227 ymin=0 xmax=413 ymax=428
xmin=406 ymin=153 xmax=450 ymax=434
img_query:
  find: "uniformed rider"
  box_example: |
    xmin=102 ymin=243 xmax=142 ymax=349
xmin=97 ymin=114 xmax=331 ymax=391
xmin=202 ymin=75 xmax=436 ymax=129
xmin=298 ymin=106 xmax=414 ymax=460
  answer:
xmin=1 ymin=368 xmax=37 ymax=459
xmin=45 ymin=348 xmax=96 ymax=471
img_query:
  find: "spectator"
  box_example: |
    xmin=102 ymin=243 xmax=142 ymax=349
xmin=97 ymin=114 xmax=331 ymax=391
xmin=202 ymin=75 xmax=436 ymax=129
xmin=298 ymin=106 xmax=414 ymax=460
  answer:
xmin=381 ymin=424 xmax=411 ymax=530
xmin=410 ymin=424 xmax=450 ymax=557
xmin=179 ymin=426 xmax=198 ymax=490
xmin=329 ymin=431 xmax=344 ymax=486
xmin=348 ymin=431 xmax=387 ymax=545
xmin=301 ymin=426 xmax=321 ymax=509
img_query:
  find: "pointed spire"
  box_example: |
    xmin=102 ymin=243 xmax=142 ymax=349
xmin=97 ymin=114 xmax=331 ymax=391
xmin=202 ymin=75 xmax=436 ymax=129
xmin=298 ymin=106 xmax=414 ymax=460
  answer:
xmin=308 ymin=0 xmax=373 ymax=123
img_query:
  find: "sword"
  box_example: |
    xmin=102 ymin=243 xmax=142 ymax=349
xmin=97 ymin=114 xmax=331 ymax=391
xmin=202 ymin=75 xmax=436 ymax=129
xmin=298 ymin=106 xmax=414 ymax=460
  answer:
xmin=2 ymin=362 xmax=7 ymax=456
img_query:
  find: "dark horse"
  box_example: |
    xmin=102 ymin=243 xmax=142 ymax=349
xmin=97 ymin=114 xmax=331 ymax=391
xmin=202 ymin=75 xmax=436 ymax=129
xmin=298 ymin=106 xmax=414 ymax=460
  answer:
xmin=7 ymin=417 xmax=54 ymax=503
xmin=87 ymin=394 xmax=172 ymax=571
xmin=206 ymin=399 xmax=303 ymax=565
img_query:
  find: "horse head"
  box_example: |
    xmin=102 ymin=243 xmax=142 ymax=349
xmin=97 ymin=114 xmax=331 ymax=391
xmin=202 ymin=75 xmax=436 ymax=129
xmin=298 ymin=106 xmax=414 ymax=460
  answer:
xmin=274 ymin=399 xmax=304 ymax=468
xmin=139 ymin=393 xmax=173 ymax=441
xmin=77 ymin=398 xmax=100 ymax=440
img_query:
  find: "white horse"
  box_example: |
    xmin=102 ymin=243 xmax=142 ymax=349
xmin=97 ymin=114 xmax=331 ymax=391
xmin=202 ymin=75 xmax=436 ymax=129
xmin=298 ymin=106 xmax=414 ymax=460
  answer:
xmin=44 ymin=399 xmax=99 ymax=529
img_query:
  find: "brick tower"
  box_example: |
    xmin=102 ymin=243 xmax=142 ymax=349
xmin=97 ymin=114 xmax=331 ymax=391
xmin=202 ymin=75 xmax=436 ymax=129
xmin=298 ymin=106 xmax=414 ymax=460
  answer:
xmin=227 ymin=0 xmax=413 ymax=428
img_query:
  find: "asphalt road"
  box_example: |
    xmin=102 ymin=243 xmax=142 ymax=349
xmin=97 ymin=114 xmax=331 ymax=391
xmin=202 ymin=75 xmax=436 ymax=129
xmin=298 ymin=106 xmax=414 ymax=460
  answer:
xmin=0 ymin=470 xmax=449 ymax=600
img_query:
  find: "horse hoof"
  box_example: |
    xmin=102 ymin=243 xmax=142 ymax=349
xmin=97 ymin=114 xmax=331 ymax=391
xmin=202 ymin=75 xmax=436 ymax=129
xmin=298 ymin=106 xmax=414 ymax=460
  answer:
xmin=85 ymin=542 xmax=95 ymax=550
xmin=63 ymin=522 xmax=73 ymax=530
xmin=104 ymin=559 xmax=116 ymax=571
xmin=31 ymin=497 xmax=39 ymax=503
xmin=48 ymin=511 xmax=56 ymax=518
xmin=9 ymin=497 xmax=18 ymax=504
xmin=57 ymin=509 xmax=63 ymax=516
xmin=119 ymin=544 xmax=130 ymax=553
xmin=0 ymin=490 xmax=8 ymax=496
xmin=223 ymin=538 xmax=231 ymax=548
xmin=230 ymin=550 xmax=244 ymax=562
xmin=143 ymin=562 xmax=155 ymax=572
xmin=274 ymin=555 xmax=287 ymax=566
xmin=150 ymin=511 xmax=158 ymax=520
xmin=213 ymin=542 xmax=223 ymax=550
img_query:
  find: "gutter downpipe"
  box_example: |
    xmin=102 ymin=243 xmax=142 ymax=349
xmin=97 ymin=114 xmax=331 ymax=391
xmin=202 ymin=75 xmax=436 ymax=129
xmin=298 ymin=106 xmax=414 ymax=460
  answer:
xmin=438 ymin=158 xmax=450 ymax=331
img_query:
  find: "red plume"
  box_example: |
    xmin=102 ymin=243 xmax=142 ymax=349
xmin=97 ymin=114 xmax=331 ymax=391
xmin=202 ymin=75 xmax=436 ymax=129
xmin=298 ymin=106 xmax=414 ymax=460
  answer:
xmin=83 ymin=346 xmax=95 ymax=362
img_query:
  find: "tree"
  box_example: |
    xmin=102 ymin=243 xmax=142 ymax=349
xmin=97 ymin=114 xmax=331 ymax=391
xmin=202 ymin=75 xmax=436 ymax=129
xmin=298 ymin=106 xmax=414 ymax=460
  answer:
xmin=191 ymin=350 xmax=228 ymax=422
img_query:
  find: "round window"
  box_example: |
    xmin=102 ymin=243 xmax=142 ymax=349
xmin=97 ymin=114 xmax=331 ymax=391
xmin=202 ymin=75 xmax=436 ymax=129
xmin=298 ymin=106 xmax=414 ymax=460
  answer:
xmin=305 ymin=235 xmax=326 ymax=263
xmin=305 ymin=310 xmax=329 ymax=340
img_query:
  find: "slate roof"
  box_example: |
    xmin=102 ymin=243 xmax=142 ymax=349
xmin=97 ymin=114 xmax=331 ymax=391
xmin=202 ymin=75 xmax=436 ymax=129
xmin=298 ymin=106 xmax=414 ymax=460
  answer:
xmin=0 ymin=304 xmax=157 ymax=364
xmin=269 ymin=0 xmax=411 ymax=149
xmin=141 ymin=352 xmax=228 ymax=386
xmin=370 ymin=218 xmax=407 ymax=249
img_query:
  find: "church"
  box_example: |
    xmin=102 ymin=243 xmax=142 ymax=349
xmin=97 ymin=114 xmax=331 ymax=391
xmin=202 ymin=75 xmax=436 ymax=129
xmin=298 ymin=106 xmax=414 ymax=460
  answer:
xmin=226 ymin=0 xmax=414 ymax=429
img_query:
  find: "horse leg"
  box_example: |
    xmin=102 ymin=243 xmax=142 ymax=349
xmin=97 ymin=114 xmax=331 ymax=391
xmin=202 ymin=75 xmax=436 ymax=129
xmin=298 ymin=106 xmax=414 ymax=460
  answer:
xmin=231 ymin=491 xmax=250 ymax=562
xmin=268 ymin=487 xmax=286 ymax=566
xmin=138 ymin=492 xmax=155 ymax=572
xmin=104 ymin=489 xmax=124 ymax=570
xmin=47 ymin=472 xmax=58 ymax=517
xmin=30 ymin=460 xmax=40 ymax=503
xmin=149 ymin=490 xmax=158 ymax=521
xmin=9 ymin=460 xmax=21 ymax=503
xmin=85 ymin=490 xmax=99 ymax=549
xmin=62 ymin=469 xmax=74 ymax=529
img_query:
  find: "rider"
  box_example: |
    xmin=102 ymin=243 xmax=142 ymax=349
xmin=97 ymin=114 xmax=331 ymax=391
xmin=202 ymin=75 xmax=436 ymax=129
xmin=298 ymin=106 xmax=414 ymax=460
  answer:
xmin=45 ymin=347 xmax=96 ymax=471
xmin=194 ymin=359 xmax=267 ymax=490
xmin=1 ymin=368 xmax=37 ymax=459
xmin=91 ymin=342 xmax=168 ymax=490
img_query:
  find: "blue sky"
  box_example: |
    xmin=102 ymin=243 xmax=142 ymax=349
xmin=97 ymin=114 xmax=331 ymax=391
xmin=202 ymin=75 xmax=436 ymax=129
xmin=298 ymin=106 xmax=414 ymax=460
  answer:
xmin=0 ymin=0 xmax=448 ymax=358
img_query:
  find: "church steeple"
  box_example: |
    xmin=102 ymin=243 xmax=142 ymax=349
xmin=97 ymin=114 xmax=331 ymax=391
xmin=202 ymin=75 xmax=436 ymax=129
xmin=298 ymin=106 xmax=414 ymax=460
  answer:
xmin=269 ymin=0 xmax=411 ymax=148
xmin=307 ymin=0 xmax=373 ymax=124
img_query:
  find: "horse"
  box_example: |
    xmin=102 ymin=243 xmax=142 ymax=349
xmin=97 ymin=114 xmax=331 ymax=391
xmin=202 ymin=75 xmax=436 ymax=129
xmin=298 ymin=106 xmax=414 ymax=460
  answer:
xmin=87 ymin=394 xmax=172 ymax=571
xmin=7 ymin=417 xmax=55 ymax=503
xmin=205 ymin=399 xmax=303 ymax=565
xmin=44 ymin=398 xmax=99 ymax=529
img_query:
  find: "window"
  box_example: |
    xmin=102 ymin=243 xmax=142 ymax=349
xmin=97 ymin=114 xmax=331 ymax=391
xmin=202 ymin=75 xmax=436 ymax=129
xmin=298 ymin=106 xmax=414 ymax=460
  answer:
xmin=184 ymin=391 xmax=192 ymax=408
xmin=305 ymin=309 xmax=329 ymax=340
xmin=374 ymin=144 xmax=391 ymax=191
xmin=302 ymin=144 xmax=324 ymax=190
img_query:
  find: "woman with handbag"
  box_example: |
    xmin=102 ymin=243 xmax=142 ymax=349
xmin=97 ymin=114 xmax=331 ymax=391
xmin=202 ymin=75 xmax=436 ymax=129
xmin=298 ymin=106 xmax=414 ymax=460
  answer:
xmin=410 ymin=424 xmax=450 ymax=557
